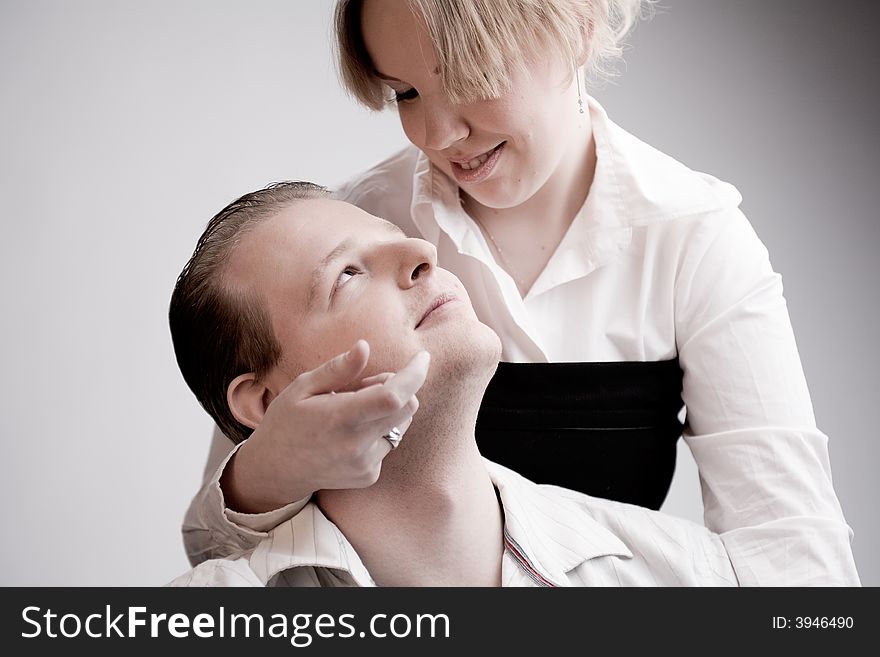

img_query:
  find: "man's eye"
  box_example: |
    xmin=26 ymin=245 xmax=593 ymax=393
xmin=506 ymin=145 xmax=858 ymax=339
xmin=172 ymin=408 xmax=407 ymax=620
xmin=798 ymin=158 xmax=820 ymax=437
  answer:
xmin=333 ymin=266 xmax=360 ymax=293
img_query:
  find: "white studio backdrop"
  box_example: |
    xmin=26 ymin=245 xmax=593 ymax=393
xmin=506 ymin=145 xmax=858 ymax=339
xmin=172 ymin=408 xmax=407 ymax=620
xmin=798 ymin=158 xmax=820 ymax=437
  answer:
xmin=1 ymin=0 xmax=876 ymax=586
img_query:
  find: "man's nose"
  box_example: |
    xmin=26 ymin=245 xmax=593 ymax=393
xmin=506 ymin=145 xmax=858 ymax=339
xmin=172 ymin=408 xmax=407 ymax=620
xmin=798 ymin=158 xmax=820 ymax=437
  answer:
xmin=393 ymin=238 xmax=437 ymax=289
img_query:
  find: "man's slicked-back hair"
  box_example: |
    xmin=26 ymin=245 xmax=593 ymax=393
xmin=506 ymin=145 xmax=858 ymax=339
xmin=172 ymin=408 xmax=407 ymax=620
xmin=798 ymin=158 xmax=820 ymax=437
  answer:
xmin=169 ymin=181 xmax=331 ymax=444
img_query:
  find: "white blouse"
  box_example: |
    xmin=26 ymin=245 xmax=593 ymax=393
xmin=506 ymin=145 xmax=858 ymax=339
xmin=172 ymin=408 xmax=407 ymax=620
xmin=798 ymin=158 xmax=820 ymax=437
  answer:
xmin=183 ymin=97 xmax=859 ymax=585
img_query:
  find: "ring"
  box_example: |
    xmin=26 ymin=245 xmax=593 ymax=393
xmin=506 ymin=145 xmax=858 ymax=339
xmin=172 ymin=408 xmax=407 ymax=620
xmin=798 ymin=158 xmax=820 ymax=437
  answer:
xmin=382 ymin=426 xmax=402 ymax=450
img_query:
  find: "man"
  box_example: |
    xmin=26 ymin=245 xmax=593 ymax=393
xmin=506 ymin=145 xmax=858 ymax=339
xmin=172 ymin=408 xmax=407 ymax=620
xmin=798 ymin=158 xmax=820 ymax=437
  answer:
xmin=168 ymin=181 xmax=738 ymax=586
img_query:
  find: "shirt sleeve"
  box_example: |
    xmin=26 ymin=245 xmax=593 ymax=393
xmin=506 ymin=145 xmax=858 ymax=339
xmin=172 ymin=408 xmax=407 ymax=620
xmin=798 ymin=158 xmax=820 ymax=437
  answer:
xmin=182 ymin=425 xmax=309 ymax=567
xmin=673 ymin=208 xmax=860 ymax=586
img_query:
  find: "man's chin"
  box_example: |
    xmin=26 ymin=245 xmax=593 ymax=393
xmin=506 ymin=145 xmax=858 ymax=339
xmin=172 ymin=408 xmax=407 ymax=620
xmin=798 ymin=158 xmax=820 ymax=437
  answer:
xmin=422 ymin=322 xmax=501 ymax=387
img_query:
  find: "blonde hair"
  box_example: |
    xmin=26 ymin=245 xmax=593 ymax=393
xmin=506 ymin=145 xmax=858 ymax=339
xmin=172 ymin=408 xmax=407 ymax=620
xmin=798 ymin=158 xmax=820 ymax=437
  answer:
xmin=335 ymin=0 xmax=652 ymax=110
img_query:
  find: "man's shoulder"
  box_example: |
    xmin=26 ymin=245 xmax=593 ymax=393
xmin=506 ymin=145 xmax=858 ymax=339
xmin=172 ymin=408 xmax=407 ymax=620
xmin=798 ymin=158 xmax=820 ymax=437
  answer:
xmin=547 ymin=483 xmax=704 ymax=538
xmin=550 ymin=484 xmax=737 ymax=585
xmin=487 ymin=461 xmax=738 ymax=586
xmin=166 ymin=557 xmax=264 ymax=587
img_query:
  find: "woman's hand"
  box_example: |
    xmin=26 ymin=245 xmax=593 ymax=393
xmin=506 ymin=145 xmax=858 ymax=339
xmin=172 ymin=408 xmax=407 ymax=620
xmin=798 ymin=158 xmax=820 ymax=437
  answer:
xmin=220 ymin=340 xmax=430 ymax=513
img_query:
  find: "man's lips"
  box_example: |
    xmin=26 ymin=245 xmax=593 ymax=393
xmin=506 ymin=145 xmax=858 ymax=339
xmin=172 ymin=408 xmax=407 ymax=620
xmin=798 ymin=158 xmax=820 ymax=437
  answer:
xmin=415 ymin=292 xmax=459 ymax=328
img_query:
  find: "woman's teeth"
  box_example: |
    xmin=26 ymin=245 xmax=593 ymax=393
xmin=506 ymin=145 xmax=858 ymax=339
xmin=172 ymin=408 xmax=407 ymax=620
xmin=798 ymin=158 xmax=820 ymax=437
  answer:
xmin=459 ymin=148 xmax=493 ymax=170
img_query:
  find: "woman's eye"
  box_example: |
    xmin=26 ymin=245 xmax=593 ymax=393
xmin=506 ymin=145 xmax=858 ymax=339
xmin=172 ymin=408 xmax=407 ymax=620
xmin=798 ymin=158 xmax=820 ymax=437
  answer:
xmin=394 ymin=88 xmax=419 ymax=103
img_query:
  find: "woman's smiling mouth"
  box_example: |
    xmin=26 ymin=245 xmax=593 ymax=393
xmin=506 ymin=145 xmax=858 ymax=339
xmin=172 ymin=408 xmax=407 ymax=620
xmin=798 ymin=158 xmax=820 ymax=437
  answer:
xmin=449 ymin=143 xmax=505 ymax=184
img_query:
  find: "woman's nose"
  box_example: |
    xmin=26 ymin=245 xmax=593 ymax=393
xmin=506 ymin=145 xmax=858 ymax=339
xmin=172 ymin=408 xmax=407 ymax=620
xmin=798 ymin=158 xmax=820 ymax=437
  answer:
xmin=419 ymin=99 xmax=469 ymax=152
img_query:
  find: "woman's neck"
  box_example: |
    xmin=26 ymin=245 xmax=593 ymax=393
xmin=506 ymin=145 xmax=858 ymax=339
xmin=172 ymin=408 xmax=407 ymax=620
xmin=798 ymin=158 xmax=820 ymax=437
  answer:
xmin=463 ymin=122 xmax=597 ymax=296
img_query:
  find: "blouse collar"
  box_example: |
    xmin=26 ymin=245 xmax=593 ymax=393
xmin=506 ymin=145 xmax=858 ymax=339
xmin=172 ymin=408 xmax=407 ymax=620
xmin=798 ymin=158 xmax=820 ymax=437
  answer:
xmin=409 ymin=95 xmax=741 ymax=299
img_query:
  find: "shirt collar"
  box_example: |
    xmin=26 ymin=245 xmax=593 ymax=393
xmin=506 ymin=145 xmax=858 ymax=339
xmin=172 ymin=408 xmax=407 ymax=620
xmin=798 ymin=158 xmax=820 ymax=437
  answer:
xmin=246 ymin=503 xmax=376 ymax=587
xmin=586 ymin=97 xmax=742 ymax=227
xmin=486 ymin=460 xmax=632 ymax=587
xmin=246 ymin=460 xmax=632 ymax=587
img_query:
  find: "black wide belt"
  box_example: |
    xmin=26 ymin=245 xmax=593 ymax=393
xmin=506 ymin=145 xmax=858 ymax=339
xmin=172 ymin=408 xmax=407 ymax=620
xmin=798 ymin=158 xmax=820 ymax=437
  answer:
xmin=475 ymin=358 xmax=684 ymax=510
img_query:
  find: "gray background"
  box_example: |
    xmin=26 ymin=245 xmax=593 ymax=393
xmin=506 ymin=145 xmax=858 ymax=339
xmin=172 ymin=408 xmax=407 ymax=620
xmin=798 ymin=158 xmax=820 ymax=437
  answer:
xmin=1 ymin=0 xmax=876 ymax=586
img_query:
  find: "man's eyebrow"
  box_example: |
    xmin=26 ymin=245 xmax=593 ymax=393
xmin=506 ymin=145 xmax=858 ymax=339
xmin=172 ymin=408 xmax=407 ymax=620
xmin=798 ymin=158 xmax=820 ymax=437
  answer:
xmin=305 ymin=221 xmax=403 ymax=309
xmin=307 ymin=238 xmax=354 ymax=310
xmin=378 ymin=219 xmax=405 ymax=236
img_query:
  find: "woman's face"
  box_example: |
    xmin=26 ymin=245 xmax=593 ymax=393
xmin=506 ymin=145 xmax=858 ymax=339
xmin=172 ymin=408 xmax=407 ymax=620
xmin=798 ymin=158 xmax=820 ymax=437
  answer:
xmin=360 ymin=0 xmax=587 ymax=211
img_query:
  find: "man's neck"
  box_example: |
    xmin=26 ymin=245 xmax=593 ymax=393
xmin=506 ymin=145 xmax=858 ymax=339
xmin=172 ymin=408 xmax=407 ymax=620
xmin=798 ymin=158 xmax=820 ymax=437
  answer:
xmin=316 ymin=377 xmax=504 ymax=586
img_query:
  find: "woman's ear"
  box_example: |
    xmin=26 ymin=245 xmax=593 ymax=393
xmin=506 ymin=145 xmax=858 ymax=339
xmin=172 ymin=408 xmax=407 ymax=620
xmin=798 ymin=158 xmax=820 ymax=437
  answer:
xmin=578 ymin=20 xmax=594 ymax=67
xmin=227 ymin=373 xmax=274 ymax=431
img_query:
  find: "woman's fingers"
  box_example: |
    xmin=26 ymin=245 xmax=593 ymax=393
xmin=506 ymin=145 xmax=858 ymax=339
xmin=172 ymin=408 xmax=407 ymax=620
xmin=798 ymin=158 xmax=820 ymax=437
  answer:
xmin=293 ymin=339 xmax=371 ymax=397
xmin=358 ymin=372 xmax=394 ymax=388
xmin=343 ymin=351 xmax=430 ymax=423
xmin=364 ymin=395 xmax=418 ymax=445
xmin=240 ymin=347 xmax=429 ymax=499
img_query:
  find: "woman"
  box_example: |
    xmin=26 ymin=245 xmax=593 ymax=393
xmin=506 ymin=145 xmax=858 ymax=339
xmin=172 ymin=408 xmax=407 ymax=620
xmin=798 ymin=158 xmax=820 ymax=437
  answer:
xmin=183 ymin=0 xmax=858 ymax=585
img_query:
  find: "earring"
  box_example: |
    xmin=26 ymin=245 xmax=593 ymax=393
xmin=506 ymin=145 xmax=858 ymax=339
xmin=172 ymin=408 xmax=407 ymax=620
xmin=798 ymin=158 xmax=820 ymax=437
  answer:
xmin=576 ymin=71 xmax=585 ymax=114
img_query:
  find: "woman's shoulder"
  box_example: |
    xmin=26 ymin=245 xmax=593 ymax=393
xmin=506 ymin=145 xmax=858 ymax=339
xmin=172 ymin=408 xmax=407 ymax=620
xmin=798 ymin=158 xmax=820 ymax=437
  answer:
xmin=332 ymin=144 xmax=421 ymax=227
xmin=594 ymin=103 xmax=743 ymax=229
xmin=591 ymin=107 xmax=775 ymax=296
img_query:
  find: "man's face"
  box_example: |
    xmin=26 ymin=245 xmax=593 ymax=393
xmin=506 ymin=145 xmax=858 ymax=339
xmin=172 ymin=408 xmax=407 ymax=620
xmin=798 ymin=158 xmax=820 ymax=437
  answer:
xmin=224 ymin=199 xmax=499 ymax=389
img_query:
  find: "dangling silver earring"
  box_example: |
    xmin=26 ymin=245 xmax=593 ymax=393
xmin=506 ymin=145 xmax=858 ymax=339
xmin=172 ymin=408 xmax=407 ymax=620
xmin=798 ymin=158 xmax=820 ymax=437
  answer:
xmin=576 ymin=70 xmax=585 ymax=114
